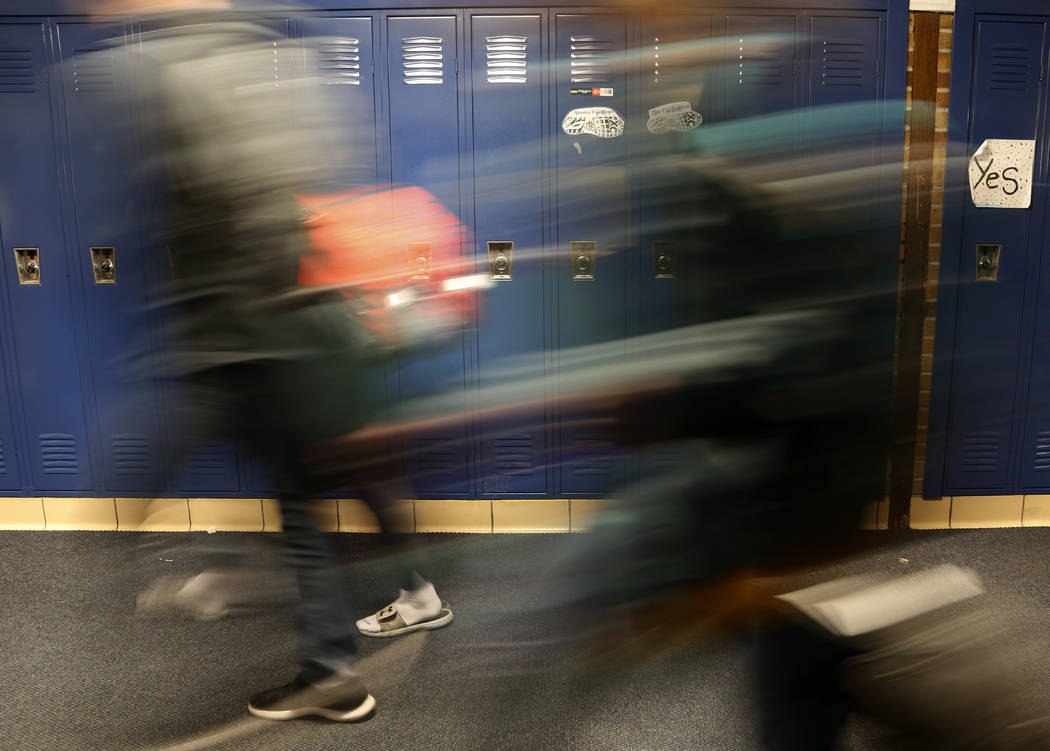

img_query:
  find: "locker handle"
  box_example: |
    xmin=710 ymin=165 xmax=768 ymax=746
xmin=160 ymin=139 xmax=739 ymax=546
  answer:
xmin=90 ymin=246 xmax=116 ymax=285
xmin=13 ymin=247 xmax=41 ymax=285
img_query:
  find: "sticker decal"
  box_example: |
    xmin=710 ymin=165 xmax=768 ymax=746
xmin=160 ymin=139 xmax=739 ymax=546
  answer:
xmin=570 ymin=87 xmax=614 ymax=96
xmin=646 ymin=101 xmax=702 ymax=134
xmin=562 ymin=106 xmax=624 ymax=139
xmin=968 ymin=138 xmax=1035 ymax=209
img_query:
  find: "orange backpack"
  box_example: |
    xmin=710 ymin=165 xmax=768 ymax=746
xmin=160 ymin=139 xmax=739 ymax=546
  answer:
xmin=296 ymin=185 xmax=486 ymax=355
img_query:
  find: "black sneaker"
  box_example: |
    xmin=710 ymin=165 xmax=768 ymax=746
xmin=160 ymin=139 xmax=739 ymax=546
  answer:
xmin=248 ymin=673 xmax=375 ymax=722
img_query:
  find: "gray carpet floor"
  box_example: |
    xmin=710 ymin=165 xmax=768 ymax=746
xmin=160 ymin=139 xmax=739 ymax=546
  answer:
xmin=2 ymin=527 xmax=1049 ymax=751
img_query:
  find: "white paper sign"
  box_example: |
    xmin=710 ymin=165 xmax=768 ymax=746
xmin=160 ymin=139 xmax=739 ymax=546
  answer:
xmin=909 ymin=0 xmax=954 ymax=11
xmin=646 ymin=101 xmax=703 ymax=134
xmin=969 ymin=139 xmax=1035 ymax=209
xmin=562 ymin=106 xmax=624 ymax=139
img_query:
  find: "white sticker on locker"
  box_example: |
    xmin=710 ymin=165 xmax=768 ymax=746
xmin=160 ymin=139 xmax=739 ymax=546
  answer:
xmin=646 ymin=101 xmax=703 ymax=134
xmin=562 ymin=106 xmax=624 ymax=139
xmin=597 ymin=87 xmax=613 ymax=96
xmin=968 ymin=138 xmax=1035 ymax=209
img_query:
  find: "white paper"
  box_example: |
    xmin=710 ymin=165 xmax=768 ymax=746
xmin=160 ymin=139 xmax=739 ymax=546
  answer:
xmin=969 ymin=138 xmax=1035 ymax=209
xmin=909 ymin=0 xmax=955 ymax=11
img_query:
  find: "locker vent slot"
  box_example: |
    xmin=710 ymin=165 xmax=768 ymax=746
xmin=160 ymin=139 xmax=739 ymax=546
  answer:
xmin=961 ymin=431 xmax=999 ymax=472
xmin=40 ymin=434 xmax=79 ymax=474
xmin=413 ymin=437 xmax=455 ymax=476
xmin=570 ymin=34 xmax=612 ymax=84
xmin=72 ymin=48 xmax=114 ymax=93
xmin=402 ymin=36 xmax=443 ymax=85
xmin=259 ymin=39 xmax=280 ymax=86
xmin=821 ymin=39 xmax=865 ymax=86
xmin=113 ymin=434 xmax=150 ymax=475
xmin=0 ymin=439 xmax=6 ymax=475
xmin=1033 ymin=432 xmax=1050 ymax=471
xmin=737 ymin=37 xmax=786 ymax=86
xmin=493 ymin=435 xmax=534 ymax=475
xmin=0 ymin=47 xmax=34 ymax=93
xmin=990 ymin=44 xmax=1032 ymax=91
xmin=573 ymin=433 xmax=612 ymax=477
xmin=485 ymin=35 xmax=527 ymax=84
xmin=188 ymin=443 xmax=227 ymax=475
xmin=319 ymin=37 xmax=361 ymax=85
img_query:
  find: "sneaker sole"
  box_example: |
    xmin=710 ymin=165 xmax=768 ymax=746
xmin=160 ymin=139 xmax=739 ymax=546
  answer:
xmin=358 ymin=608 xmax=454 ymax=638
xmin=248 ymin=692 xmax=376 ymax=722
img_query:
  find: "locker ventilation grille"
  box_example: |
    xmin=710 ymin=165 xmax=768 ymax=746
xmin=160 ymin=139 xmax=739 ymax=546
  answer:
xmin=493 ymin=435 xmax=534 ymax=475
xmin=570 ymin=35 xmax=612 ymax=84
xmin=72 ymin=48 xmax=114 ymax=93
xmin=961 ymin=431 xmax=999 ymax=472
xmin=0 ymin=439 xmax=6 ymax=475
xmin=0 ymin=47 xmax=34 ymax=93
xmin=737 ymin=37 xmax=786 ymax=86
xmin=1033 ymin=432 xmax=1050 ymax=471
xmin=413 ymin=437 xmax=455 ymax=477
xmin=259 ymin=40 xmax=280 ymax=86
xmin=40 ymin=434 xmax=79 ymax=475
xmin=990 ymin=44 xmax=1032 ymax=91
xmin=573 ymin=433 xmax=612 ymax=477
xmin=402 ymin=36 xmax=443 ymax=85
xmin=188 ymin=443 xmax=226 ymax=475
xmin=485 ymin=36 xmax=527 ymax=84
xmin=821 ymin=39 xmax=865 ymax=86
xmin=113 ymin=434 xmax=150 ymax=475
xmin=319 ymin=37 xmax=361 ymax=85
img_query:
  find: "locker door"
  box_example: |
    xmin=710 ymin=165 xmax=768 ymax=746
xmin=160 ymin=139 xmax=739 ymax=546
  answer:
xmin=167 ymin=17 xmax=292 ymax=495
xmin=0 ymin=269 xmax=22 ymax=490
xmin=631 ymin=14 xmax=712 ymax=337
xmin=470 ymin=13 xmax=549 ymax=495
xmin=945 ymin=19 xmax=1045 ymax=491
xmin=0 ymin=21 xmax=93 ymax=491
xmin=55 ymin=21 xmax=167 ymax=493
xmin=386 ymin=15 xmax=472 ymax=496
xmin=302 ymin=17 xmax=379 ymax=192
xmin=554 ymin=13 xmax=628 ymax=496
xmin=723 ymin=13 xmax=799 ymax=122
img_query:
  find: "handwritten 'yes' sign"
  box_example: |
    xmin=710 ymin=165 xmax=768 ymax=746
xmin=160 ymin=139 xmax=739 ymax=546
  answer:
xmin=968 ymin=139 xmax=1035 ymax=209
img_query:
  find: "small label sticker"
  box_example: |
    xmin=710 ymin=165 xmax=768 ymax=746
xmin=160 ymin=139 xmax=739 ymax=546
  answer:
xmin=569 ymin=87 xmax=614 ymax=97
xmin=562 ymin=106 xmax=624 ymax=139
xmin=968 ymin=139 xmax=1035 ymax=209
xmin=647 ymin=101 xmax=703 ymax=134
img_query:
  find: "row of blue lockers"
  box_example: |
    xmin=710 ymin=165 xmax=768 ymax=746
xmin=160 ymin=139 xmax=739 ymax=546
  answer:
xmin=0 ymin=3 xmax=906 ymax=499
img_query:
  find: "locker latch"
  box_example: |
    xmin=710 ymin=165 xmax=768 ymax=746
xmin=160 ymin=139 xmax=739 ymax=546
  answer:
xmin=90 ymin=247 xmax=116 ymax=284
xmin=652 ymin=241 xmax=675 ymax=279
xmin=487 ymin=241 xmax=513 ymax=280
xmin=409 ymin=242 xmax=431 ymax=279
xmin=570 ymin=241 xmax=596 ymax=280
xmin=976 ymin=244 xmax=1000 ymax=282
xmin=13 ymin=248 xmax=41 ymax=285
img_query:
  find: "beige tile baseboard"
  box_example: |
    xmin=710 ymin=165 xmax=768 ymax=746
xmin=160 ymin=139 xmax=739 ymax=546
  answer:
xmin=908 ymin=495 xmax=1049 ymax=529
xmin=20 ymin=495 xmax=1040 ymax=533
xmin=0 ymin=497 xmax=595 ymax=533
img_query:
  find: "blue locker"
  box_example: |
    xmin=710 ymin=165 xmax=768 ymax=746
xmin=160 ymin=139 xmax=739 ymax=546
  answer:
xmin=168 ymin=17 xmax=292 ymax=495
xmin=944 ymin=19 xmax=1045 ymax=490
xmin=55 ymin=21 xmax=167 ymax=493
xmin=630 ymin=13 xmax=712 ymax=338
xmin=469 ymin=13 xmax=550 ymax=495
xmin=723 ymin=13 xmax=800 ymax=122
xmin=0 ymin=263 xmax=22 ymax=490
xmin=385 ymin=14 xmax=473 ymax=497
xmin=554 ymin=13 xmax=628 ymax=496
xmin=0 ymin=21 xmax=93 ymax=492
xmin=301 ymin=16 xmax=379 ymax=193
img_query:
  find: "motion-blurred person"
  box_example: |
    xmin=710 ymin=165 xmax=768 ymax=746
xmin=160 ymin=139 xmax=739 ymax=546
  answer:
xmin=89 ymin=0 xmax=452 ymax=722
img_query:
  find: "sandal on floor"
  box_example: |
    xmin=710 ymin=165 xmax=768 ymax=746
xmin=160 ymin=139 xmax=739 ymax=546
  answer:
xmin=356 ymin=600 xmax=454 ymax=638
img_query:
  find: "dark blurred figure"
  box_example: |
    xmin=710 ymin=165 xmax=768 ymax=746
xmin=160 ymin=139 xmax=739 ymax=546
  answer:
xmin=570 ymin=152 xmax=1050 ymax=749
xmin=96 ymin=0 xmax=450 ymax=721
